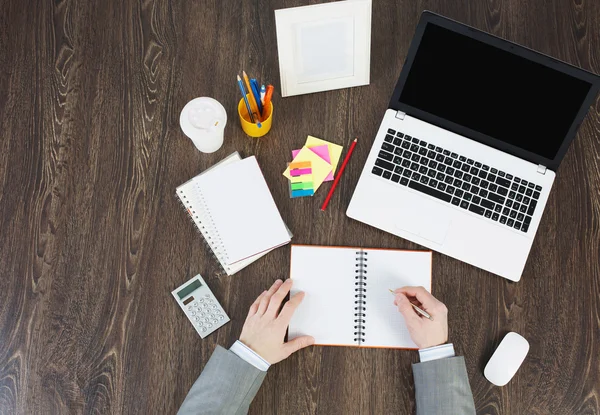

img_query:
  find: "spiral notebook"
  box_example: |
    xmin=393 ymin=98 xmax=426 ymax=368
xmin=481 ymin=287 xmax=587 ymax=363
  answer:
xmin=176 ymin=153 xmax=291 ymax=275
xmin=288 ymin=245 xmax=432 ymax=349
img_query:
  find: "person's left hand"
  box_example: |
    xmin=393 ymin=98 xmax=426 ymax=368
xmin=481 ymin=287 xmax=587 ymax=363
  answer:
xmin=239 ymin=279 xmax=315 ymax=364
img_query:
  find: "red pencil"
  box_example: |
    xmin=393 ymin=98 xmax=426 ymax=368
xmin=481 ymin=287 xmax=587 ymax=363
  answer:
xmin=321 ymin=138 xmax=358 ymax=211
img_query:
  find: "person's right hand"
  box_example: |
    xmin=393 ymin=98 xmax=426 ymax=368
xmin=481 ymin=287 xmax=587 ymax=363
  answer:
xmin=393 ymin=286 xmax=448 ymax=349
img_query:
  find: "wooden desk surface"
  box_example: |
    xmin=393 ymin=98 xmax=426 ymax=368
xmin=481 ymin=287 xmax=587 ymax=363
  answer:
xmin=1 ymin=0 xmax=599 ymax=413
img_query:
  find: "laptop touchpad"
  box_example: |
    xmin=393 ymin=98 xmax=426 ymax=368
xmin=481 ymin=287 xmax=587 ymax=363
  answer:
xmin=395 ymin=198 xmax=451 ymax=245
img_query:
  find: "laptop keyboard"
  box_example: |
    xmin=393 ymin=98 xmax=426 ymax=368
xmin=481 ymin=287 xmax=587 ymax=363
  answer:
xmin=371 ymin=129 xmax=543 ymax=233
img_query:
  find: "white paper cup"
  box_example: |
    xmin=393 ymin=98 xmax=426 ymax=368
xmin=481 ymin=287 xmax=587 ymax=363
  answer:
xmin=180 ymin=97 xmax=227 ymax=153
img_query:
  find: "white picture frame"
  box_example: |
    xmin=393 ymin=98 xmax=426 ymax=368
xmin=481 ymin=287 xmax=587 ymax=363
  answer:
xmin=275 ymin=0 xmax=372 ymax=97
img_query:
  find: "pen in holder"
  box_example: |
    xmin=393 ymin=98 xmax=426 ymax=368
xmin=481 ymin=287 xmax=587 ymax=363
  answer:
xmin=238 ymin=95 xmax=273 ymax=138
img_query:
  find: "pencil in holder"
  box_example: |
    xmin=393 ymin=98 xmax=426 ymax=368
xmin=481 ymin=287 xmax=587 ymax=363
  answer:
xmin=238 ymin=95 xmax=273 ymax=137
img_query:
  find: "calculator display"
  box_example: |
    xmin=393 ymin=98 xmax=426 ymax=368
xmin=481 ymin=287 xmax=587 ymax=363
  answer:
xmin=177 ymin=279 xmax=202 ymax=299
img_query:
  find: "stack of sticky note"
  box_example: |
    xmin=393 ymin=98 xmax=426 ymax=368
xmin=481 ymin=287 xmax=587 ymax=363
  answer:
xmin=283 ymin=136 xmax=343 ymax=198
xmin=288 ymin=160 xmax=314 ymax=197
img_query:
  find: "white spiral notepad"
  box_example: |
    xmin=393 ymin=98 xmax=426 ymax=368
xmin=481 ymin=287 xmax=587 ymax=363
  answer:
xmin=176 ymin=153 xmax=291 ymax=275
xmin=289 ymin=245 xmax=432 ymax=349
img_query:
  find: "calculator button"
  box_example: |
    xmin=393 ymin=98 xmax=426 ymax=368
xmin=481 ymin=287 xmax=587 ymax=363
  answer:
xmin=212 ymin=319 xmax=218 ymax=324
xmin=201 ymin=327 xmax=207 ymax=332
xmin=207 ymin=324 xmax=213 ymax=328
xmin=211 ymin=304 xmax=217 ymax=309
xmin=193 ymin=301 xmax=198 ymax=306
xmin=197 ymin=321 xmax=204 ymax=327
xmin=194 ymin=316 xmax=200 ymax=321
xmin=190 ymin=311 xmax=196 ymax=316
xmin=218 ymin=315 xmax=224 ymax=320
xmin=209 ymin=314 xmax=215 ymax=319
xmin=198 ymin=298 xmax=204 ymax=303
xmin=205 ymin=294 xmax=211 ymax=298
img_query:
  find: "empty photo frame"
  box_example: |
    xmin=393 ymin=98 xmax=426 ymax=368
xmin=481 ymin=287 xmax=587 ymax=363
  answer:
xmin=274 ymin=0 xmax=372 ymax=97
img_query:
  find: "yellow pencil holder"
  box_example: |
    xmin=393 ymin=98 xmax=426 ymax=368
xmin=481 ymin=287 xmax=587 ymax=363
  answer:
xmin=237 ymin=95 xmax=273 ymax=138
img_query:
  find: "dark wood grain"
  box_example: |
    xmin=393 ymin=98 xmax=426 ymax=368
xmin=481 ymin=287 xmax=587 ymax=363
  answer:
xmin=0 ymin=0 xmax=599 ymax=413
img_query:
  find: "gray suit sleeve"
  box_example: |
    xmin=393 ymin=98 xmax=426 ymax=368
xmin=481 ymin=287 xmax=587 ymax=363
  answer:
xmin=412 ymin=356 xmax=476 ymax=415
xmin=178 ymin=345 xmax=267 ymax=415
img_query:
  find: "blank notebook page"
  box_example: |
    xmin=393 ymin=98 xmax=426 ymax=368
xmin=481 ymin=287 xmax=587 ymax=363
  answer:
xmin=289 ymin=246 xmax=356 ymax=346
xmin=187 ymin=181 xmax=272 ymax=275
xmin=363 ymin=249 xmax=431 ymax=348
xmin=194 ymin=156 xmax=290 ymax=265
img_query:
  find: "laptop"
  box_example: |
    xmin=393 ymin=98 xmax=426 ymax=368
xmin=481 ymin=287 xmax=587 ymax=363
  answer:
xmin=347 ymin=12 xmax=600 ymax=282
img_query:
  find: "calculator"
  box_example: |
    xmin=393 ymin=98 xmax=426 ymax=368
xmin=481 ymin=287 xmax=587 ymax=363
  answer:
xmin=171 ymin=274 xmax=230 ymax=338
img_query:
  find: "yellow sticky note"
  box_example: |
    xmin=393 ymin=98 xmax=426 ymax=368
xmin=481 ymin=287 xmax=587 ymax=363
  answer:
xmin=283 ymin=146 xmax=332 ymax=192
xmin=306 ymin=136 xmax=343 ymax=176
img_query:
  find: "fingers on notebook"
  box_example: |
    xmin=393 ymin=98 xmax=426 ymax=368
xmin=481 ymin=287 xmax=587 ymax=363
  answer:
xmin=395 ymin=293 xmax=421 ymax=323
xmin=248 ymin=290 xmax=268 ymax=317
xmin=396 ymin=286 xmax=439 ymax=310
xmin=266 ymin=279 xmax=293 ymax=316
xmin=258 ymin=279 xmax=283 ymax=315
xmin=278 ymin=291 xmax=305 ymax=323
xmin=285 ymin=335 xmax=315 ymax=355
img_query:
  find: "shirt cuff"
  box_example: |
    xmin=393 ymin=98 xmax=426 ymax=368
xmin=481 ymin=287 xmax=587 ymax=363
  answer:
xmin=229 ymin=340 xmax=271 ymax=372
xmin=418 ymin=343 xmax=455 ymax=362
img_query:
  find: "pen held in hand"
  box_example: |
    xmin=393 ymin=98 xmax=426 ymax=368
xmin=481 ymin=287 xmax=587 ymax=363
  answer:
xmin=389 ymin=289 xmax=434 ymax=321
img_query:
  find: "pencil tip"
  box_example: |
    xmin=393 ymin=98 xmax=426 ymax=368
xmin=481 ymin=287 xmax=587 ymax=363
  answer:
xmin=354 ymin=138 xmax=358 ymax=142
xmin=237 ymin=74 xmax=241 ymax=80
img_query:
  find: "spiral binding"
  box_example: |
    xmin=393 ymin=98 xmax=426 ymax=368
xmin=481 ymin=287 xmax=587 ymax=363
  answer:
xmin=354 ymin=250 xmax=368 ymax=344
xmin=176 ymin=190 xmax=230 ymax=277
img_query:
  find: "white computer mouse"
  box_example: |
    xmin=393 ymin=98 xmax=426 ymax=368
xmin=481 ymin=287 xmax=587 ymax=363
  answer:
xmin=484 ymin=332 xmax=529 ymax=386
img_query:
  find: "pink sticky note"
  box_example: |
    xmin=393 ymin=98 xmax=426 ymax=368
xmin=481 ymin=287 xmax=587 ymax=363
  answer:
xmin=292 ymin=145 xmax=334 ymax=181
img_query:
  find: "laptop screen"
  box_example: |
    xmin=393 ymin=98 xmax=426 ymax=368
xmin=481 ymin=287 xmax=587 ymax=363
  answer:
xmin=398 ymin=23 xmax=593 ymax=161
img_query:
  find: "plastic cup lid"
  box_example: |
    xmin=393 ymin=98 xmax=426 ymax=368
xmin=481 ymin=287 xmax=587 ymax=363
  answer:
xmin=180 ymin=97 xmax=227 ymax=139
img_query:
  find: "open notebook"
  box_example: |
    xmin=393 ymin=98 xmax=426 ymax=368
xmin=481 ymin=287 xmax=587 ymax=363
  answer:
xmin=176 ymin=153 xmax=291 ymax=275
xmin=289 ymin=245 xmax=432 ymax=349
